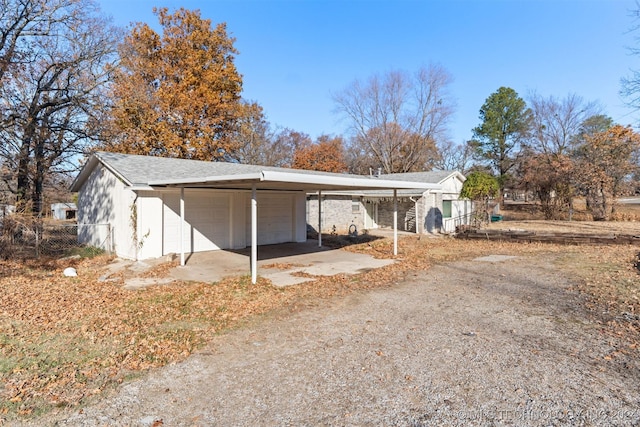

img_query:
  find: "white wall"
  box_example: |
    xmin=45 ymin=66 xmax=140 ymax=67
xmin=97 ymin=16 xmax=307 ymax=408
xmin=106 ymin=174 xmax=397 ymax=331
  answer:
xmin=77 ymin=163 xmax=136 ymax=258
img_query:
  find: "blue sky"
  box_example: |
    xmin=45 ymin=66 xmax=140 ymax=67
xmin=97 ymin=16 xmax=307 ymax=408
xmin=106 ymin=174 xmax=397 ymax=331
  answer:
xmin=97 ymin=0 xmax=640 ymax=146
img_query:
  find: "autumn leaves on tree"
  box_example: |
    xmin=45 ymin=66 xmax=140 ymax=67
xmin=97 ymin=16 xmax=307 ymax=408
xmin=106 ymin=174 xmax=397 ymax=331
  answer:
xmin=101 ymin=7 xmax=349 ymax=173
xmin=103 ymin=8 xmax=244 ymax=161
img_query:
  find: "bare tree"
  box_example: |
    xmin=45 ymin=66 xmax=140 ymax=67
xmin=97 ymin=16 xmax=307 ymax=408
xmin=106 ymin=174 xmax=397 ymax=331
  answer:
xmin=232 ymin=101 xmax=274 ymax=165
xmin=0 ymin=0 xmax=77 ymax=85
xmin=520 ymin=93 xmax=601 ymax=218
xmin=434 ymin=140 xmax=473 ymax=173
xmin=622 ymin=3 xmax=640 ymax=111
xmin=528 ymin=92 xmax=601 ymax=156
xmin=334 ymin=64 xmax=455 ymax=174
xmin=0 ymin=0 xmax=118 ymax=214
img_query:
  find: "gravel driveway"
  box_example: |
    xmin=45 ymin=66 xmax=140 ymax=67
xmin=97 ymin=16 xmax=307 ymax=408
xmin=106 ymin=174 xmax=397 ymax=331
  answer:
xmin=47 ymin=252 xmax=639 ymax=426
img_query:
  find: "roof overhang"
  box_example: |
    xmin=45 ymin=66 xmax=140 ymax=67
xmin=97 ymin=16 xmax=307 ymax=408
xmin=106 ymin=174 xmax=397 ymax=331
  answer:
xmin=147 ymin=170 xmax=441 ymax=193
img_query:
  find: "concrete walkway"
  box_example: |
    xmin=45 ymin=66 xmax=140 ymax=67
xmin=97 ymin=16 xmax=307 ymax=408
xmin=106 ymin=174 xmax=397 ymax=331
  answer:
xmin=169 ymin=240 xmax=395 ymax=286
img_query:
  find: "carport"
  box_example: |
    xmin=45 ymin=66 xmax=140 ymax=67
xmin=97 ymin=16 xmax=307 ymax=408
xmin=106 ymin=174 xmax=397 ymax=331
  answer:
xmin=148 ymin=170 xmax=439 ymax=283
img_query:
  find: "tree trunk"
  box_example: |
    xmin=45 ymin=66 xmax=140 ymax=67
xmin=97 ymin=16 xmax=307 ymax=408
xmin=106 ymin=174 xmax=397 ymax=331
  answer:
xmin=16 ymin=138 xmax=32 ymax=213
xmin=31 ymin=137 xmax=45 ymax=216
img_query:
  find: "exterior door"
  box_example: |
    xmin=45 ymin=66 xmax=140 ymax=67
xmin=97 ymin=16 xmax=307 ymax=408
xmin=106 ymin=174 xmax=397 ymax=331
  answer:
xmin=364 ymin=201 xmax=378 ymax=229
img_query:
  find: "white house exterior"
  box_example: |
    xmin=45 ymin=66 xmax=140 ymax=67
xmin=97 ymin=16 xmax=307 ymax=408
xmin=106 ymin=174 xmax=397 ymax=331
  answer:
xmin=307 ymin=171 xmax=470 ymax=235
xmin=71 ymin=152 xmax=441 ymax=281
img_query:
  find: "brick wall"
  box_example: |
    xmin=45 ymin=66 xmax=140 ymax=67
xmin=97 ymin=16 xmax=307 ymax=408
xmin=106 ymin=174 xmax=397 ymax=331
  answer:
xmin=377 ymin=199 xmax=416 ymax=232
xmin=307 ymin=195 xmax=365 ymax=233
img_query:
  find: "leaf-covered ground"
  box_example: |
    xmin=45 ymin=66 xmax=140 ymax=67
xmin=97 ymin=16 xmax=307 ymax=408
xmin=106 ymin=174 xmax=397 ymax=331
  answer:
xmin=0 ymin=234 xmax=639 ymax=422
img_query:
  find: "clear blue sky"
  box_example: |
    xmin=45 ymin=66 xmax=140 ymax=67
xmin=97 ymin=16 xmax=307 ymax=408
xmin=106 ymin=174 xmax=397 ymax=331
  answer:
xmin=97 ymin=0 xmax=639 ymax=146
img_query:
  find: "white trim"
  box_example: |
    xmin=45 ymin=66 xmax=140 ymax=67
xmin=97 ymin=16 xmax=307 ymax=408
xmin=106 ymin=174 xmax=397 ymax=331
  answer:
xmin=260 ymin=171 xmax=439 ymax=190
xmin=147 ymin=170 xmax=440 ymax=191
xmin=127 ymin=185 xmax=154 ymax=191
xmin=148 ymin=173 xmax=263 ymax=186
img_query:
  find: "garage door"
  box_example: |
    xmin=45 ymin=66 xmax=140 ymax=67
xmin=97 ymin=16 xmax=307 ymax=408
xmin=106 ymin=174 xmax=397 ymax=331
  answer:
xmin=246 ymin=193 xmax=293 ymax=245
xmin=187 ymin=192 xmax=231 ymax=251
xmin=162 ymin=191 xmax=232 ymax=254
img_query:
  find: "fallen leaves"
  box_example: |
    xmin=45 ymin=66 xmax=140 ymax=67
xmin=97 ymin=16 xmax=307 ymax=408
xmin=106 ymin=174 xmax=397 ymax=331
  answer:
xmin=0 ymin=235 xmax=639 ymax=422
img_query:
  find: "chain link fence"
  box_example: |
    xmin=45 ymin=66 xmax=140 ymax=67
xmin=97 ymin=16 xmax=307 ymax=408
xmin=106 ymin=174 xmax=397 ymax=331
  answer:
xmin=0 ymin=215 xmax=112 ymax=259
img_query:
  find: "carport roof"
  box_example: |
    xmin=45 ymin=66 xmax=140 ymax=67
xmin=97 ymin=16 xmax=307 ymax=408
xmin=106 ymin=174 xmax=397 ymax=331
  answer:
xmin=71 ymin=152 xmax=442 ymax=192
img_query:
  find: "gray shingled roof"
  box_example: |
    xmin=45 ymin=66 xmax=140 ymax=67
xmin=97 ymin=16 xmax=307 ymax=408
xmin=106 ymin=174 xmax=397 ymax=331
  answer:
xmin=379 ymin=170 xmax=458 ymax=184
xmin=93 ymin=151 xmax=353 ymax=185
xmin=70 ymin=152 xmax=448 ymax=193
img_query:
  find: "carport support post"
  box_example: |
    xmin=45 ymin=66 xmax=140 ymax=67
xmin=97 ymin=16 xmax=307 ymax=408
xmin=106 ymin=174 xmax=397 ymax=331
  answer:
xmin=318 ymin=190 xmax=322 ymax=247
xmin=393 ymin=189 xmax=398 ymax=256
xmin=180 ymin=187 xmax=185 ymax=266
xmin=251 ymin=184 xmax=258 ymax=284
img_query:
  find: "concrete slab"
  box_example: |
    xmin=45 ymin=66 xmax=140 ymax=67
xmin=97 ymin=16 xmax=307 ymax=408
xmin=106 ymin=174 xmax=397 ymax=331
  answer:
xmin=168 ymin=240 xmax=395 ymax=286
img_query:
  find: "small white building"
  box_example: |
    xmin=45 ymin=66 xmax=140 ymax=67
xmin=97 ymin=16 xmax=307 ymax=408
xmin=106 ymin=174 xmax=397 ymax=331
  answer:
xmin=50 ymin=203 xmax=77 ymax=220
xmin=307 ymin=171 xmax=471 ymax=235
xmin=70 ymin=152 xmax=441 ymax=281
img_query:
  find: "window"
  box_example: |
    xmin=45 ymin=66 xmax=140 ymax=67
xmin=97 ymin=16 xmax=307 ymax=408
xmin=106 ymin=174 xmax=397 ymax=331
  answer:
xmin=442 ymin=200 xmax=452 ymax=218
xmin=352 ymin=198 xmax=360 ymax=213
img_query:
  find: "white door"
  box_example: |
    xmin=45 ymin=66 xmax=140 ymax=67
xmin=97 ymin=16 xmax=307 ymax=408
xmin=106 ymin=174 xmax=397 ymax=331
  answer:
xmin=163 ymin=191 xmax=232 ymax=253
xmin=364 ymin=201 xmax=378 ymax=229
xmin=246 ymin=193 xmax=294 ymax=245
xmin=187 ymin=192 xmax=231 ymax=251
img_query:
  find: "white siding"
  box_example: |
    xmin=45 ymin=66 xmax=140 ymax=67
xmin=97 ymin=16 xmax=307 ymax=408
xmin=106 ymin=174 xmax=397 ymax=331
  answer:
xmin=77 ymin=163 xmax=136 ymax=259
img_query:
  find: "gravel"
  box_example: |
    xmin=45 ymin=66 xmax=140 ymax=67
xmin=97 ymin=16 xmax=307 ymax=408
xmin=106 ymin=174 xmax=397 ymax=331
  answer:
xmin=40 ymin=252 xmax=640 ymax=426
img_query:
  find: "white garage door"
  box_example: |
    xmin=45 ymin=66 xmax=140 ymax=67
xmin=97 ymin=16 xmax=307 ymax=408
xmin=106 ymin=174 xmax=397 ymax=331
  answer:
xmin=187 ymin=192 xmax=231 ymax=251
xmin=246 ymin=193 xmax=293 ymax=245
xmin=162 ymin=191 xmax=232 ymax=254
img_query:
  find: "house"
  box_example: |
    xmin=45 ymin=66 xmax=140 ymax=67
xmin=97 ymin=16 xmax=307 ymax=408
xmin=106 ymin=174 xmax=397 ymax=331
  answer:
xmin=307 ymin=170 xmax=470 ymax=235
xmin=51 ymin=202 xmax=77 ymax=220
xmin=70 ymin=152 xmax=441 ymax=283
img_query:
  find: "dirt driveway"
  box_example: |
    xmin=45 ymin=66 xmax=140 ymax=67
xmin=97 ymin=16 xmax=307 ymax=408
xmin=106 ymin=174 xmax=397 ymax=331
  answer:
xmin=47 ymin=251 xmax=639 ymax=426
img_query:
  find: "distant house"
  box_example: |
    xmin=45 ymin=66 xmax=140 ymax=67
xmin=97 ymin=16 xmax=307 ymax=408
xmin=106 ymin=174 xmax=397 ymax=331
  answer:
xmin=70 ymin=152 xmax=440 ymax=281
xmin=307 ymin=171 xmax=470 ymax=235
xmin=50 ymin=203 xmax=77 ymax=220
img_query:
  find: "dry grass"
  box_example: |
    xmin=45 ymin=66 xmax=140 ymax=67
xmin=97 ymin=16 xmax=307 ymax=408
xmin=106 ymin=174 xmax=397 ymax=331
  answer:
xmin=499 ymin=197 xmax=640 ymax=222
xmin=489 ymin=198 xmax=640 ymax=234
xmin=0 ymin=234 xmax=639 ymax=422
